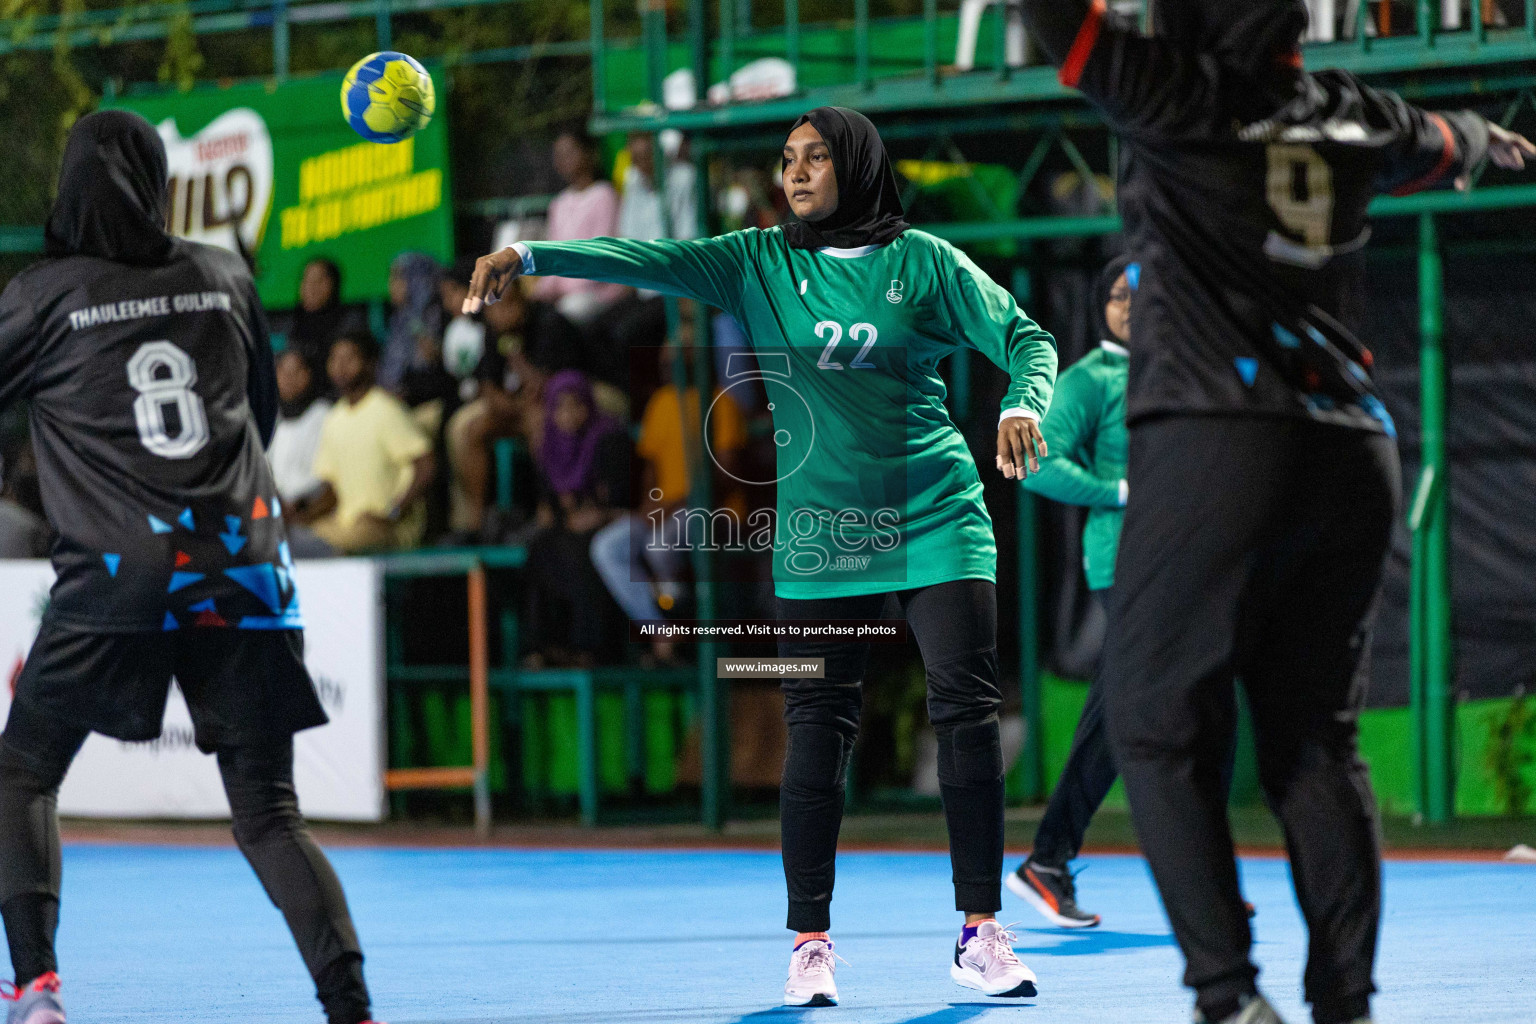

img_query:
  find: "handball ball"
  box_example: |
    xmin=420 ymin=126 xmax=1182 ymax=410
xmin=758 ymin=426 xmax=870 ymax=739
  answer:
xmin=341 ymin=51 xmax=435 ymax=144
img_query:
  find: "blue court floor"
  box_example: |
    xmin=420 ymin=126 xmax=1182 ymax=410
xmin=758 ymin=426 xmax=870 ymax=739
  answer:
xmin=48 ymin=845 xmax=1533 ymax=1023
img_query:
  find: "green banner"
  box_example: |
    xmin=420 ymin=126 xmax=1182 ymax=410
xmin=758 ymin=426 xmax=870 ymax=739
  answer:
xmin=109 ymin=71 xmax=453 ymax=308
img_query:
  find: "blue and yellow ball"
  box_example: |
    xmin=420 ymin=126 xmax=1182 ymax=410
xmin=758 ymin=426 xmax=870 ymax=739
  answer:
xmin=341 ymin=51 xmax=435 ymax=144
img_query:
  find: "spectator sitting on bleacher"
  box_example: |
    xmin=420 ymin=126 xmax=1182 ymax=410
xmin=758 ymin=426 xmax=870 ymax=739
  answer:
xmin=445 ymin=284 xmax=625 ymax=538
xmin=266 ymin=348 xmax=332 ymax=517
xmin=275 ymin=257 xmax=367 ymax=386
xmin=292 ymin=333 xmax=436 ymax=554
xmin=522 ymin=369 xmax=630 ymax=669
xmin=380 ymin=252 xmax=443 ymax=392
xmin=590 ymin=341 xmax=747 ymax=667
xmin=532 ymin=130 xmax=625 ymax=327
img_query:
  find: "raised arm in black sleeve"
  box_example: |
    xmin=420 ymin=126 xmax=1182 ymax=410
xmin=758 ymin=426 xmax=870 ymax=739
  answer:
xmin=1351 ymin=78 xmax=1491 ymax=195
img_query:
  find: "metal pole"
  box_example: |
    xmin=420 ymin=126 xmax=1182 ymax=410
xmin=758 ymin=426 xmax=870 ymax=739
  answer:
xmin=855 ymin=0 xmax=871 ymax=90
xmin=375 ymin=0 xmax=391 ymax=49
xmin=272 ymin=0 xmax=289 ymax=80
xmin=689 ymin=146 xmax=727 ymax=829
xmin=689 ymin=0 xmax=707 ymax=93
xmin=922 ymin=0 xmax=938 ymax=86
xmin=468 ymin=563 xmax=492 ymax=835
xmin=590 ymin=0 xmax=608 ymax=116
xmin=719 ymin=0 xmax=734 ymax=90
xmin=1413 ymin=212 xmax=1455 ymax=825
xmin=1013 ymin=486 xmax=1042 ymax=802
xmin=642 ymin=0 xmax=668 ymax=110
xmin=1008 ymin=263 xmax=1042 ymax=803
xmin=785 ymin=0 xmax=800 ymax=81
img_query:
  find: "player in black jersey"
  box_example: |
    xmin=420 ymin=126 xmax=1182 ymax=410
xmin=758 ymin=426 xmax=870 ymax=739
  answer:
xmin=0 ymin=112 xmax=378 ymax=1024
xmin=1019 ymin=2 xmax=1534 ymax=1023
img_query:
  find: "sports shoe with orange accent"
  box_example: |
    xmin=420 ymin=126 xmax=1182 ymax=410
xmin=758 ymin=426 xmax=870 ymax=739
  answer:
xmin=2 ymin=972 xmax=65 ymax=1024
xmin=1006 ymin=858 xmax=1101 ymax=928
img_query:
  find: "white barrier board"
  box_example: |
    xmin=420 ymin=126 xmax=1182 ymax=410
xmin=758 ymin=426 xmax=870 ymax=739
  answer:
xmin=0 ymin=559 xmax=384 ymax=821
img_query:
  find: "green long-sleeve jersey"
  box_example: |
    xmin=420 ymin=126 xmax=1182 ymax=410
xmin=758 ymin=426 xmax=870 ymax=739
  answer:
xmin=521 ymin=227 xmax=1057 ymax=599
xmin=1021 ymin=341 xmax=1127 ymax=591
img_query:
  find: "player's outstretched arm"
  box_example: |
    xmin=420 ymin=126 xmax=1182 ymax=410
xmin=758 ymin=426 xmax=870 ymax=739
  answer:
xmin=1457 ymin=123 xmax=1536 ymax=189
xmin=1364 ymin=82 xmax=1531 ymax=195
xmin=465 ymin=234 xmax=749 ymax=318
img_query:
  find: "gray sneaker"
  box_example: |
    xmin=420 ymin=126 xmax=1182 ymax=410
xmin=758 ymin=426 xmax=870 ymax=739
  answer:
xmin=2 ymin=973 xmax=65 ymax=1024
xmin=1195 ymin=994 xmax=1288 ymax=1024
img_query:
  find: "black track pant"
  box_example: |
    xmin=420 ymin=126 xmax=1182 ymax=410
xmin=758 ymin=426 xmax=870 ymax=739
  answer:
xmin=1030 ymin=591 xmax=1239 ymax=868
xmin=0 ymin=703 xmax=372 ymax=1024
xmin=778 ymin=579 xmax=1004 ymax=933
xmin=1104 ymin=415 xmax=1399 ymax=1024
xmin=1030 ymin=590 xmax=1119 ymax=869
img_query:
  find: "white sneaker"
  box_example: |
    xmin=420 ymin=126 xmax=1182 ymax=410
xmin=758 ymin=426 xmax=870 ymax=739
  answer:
xmin=950 ymin=921 xmax=1038 ymax=998
xmin=784 ymin=938 xmax=839 ymax=1007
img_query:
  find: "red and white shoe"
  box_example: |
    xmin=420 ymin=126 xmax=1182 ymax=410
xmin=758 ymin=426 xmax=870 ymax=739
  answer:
xmin=1 ymin=973 xmax=65 ymax=1024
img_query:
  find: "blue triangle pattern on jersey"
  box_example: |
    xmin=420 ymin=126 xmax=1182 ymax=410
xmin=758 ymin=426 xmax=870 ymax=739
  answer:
xmin=224 ymin=515 xmax=243 ymax=534
xmin=220 ymin=532 xmax=248 ymax=556
xmin=148 ymin=515 xmax=173 ymax=535
xmin=1234 ymin=357 xmax=1259 ymax=387
xmin=225 ymin=564 xmax=283 ymax=613
xmin=178 ymin=508 xmax=195 ymax=531
xmin=163 ymin=611 xmax=179 ymax=631
xmin=102 ymin=554 xmax=121 ymax=577
xmin=272 ymin=496 xmax=282 ymax=518
xmin=189 ymin=598 xmax=218 ymax=613
xmin=168 ymin=571 xmax=204 ymax=593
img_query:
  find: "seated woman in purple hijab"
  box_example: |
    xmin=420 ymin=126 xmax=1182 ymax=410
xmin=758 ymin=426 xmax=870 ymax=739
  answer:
xmin=522 ymin=369 xmax=631 ymax=668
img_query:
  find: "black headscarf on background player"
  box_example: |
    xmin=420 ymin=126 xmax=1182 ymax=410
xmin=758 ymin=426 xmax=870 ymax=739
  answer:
xmin=1093 ymin=254 xmax=1136 ymax=344
xmin=45 ymin=109 xmax=176 ymax=266
xmin=1149 ymin=0 xmax=1308 ymax=78
xmin=782 ymin=106 xmax=910 ymax=251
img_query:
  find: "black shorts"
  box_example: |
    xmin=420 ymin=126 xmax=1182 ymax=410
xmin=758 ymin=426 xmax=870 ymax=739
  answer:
xmin=9 ymin=618 xmax=328 ymax=752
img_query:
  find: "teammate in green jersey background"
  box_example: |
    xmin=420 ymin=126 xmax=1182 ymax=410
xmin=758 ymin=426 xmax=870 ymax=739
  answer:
xmin=1004 ymin=255 xmax=1131 ymax=931
xmin=464 ymin=106 xmax=1056 ymax=1006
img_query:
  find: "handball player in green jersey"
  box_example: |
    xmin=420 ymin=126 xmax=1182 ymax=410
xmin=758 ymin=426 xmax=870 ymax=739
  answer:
xmin=465 ymin=106 xmax=1057 ymax=1006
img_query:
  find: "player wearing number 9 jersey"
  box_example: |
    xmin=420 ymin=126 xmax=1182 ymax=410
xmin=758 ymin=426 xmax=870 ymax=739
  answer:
xmin=465 ymin=107 xmax=1055 ymax=1004
xmin=1019 ymin=2 xmax=1534 ymax=1023
xmin=0 ymin=111 xmax=379 ymax=1024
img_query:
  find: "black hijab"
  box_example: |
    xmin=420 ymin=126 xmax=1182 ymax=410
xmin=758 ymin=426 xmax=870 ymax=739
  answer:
xmin=781 ymin=106 xmax=909 ymax=251
xmin=1093 ymin=255 xmax=1137 ymax=344
xmin=45 ymin=110 xmax=176 ymax=266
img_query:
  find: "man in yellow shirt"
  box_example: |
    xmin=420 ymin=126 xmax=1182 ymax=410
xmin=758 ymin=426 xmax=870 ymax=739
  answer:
xmin=295 ymin=334 xmax=436 ymax=553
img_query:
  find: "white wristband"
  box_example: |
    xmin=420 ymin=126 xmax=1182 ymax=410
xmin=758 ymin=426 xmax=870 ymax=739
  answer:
xmin=511 ymin=241 xmax=536 ymax=275
xmin=1118 ymin=479 xmax=1129 ymax=506
xmin=998 ymin=407 xmax=1040 ymax=428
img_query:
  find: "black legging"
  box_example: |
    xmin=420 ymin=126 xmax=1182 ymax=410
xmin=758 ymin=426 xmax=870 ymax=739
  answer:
xmin=777 ymin=579 xmax=1004 ymax=933
xmin=0 ymin=702 xmax=371 ymax=1024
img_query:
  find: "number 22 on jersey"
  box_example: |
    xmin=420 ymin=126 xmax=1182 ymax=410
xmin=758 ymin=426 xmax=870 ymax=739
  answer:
xmin=127 ymin=340 xmax=210 ymax=459
xmin=815 ymin=320 xmax=878 ymax=370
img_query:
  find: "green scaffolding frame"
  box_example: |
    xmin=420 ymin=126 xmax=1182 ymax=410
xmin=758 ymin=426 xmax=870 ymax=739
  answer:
xmin=13 ymin=0 xmax=1536 ymax=827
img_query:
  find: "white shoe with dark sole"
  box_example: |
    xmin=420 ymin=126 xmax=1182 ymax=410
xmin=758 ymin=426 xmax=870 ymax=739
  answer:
xmin=950 ymin=921 xmax=1038 ymax=998
xmin=784 ymin=939 xmax=839 ymax=1007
